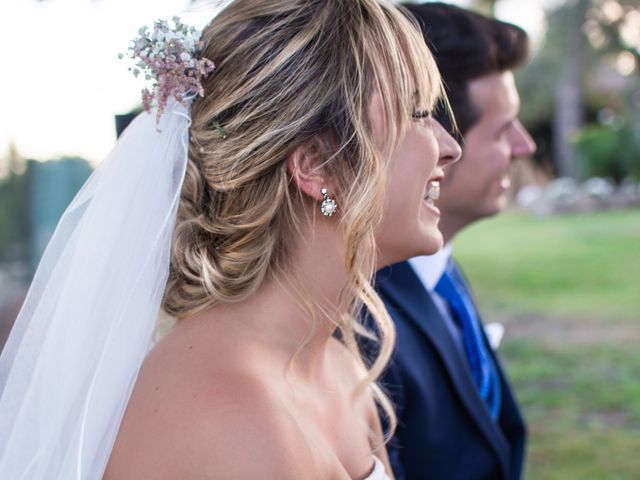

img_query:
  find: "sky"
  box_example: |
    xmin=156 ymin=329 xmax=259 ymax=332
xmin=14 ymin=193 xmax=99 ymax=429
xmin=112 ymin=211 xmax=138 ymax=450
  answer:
xmin=0 ymin=0 xmax=563 ymax=166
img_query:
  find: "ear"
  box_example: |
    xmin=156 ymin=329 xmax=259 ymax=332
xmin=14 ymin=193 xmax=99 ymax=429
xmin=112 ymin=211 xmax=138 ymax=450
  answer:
xmin=286 ymin=139 xmax=335 ymax=202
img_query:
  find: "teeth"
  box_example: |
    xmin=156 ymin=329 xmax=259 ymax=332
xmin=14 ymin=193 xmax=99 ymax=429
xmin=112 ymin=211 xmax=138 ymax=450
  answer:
xmin=500 ymin=176 xmax=511 ymax=190
xmin=425 ymin=181 xmax=440 ymax=201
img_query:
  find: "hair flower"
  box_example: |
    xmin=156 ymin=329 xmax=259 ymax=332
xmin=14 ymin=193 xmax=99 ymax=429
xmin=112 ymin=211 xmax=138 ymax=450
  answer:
xmin=121 ymin=16 xmax=215 ymax=124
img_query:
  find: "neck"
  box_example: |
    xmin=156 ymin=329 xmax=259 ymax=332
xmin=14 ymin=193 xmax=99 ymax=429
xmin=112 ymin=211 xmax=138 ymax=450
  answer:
xmin=438 ymin=210 xmax=471 ymax=244
xmin=186 ymin=220 xmax=347 ymax=382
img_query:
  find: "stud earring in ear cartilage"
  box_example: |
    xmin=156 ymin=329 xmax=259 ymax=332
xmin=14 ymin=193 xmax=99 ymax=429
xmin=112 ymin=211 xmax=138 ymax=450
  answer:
xmin=320 ymin=188 xmax=337 ymax=217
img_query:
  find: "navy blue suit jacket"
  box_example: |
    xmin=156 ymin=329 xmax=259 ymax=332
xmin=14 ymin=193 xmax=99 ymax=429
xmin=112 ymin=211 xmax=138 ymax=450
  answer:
xmin=373 ymin=260 xmax=526 ymax=480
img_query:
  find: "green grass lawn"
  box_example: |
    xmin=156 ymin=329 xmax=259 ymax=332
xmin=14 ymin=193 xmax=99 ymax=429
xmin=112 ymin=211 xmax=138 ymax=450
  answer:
xmin=454 ymin=209 xmax=640 ymax=319
xmin=453 ymin=209 xmax=640 ymax=480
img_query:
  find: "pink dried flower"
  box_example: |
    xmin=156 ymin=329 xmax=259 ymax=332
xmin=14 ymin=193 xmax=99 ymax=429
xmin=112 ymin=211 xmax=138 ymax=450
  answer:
xmin=121 ymin=17 xmax=215 ymax=124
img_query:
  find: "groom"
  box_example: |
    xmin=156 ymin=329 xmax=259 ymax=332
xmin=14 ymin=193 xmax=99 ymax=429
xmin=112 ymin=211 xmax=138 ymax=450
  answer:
xmin=375 ymin=3 xmax=536 ymax=480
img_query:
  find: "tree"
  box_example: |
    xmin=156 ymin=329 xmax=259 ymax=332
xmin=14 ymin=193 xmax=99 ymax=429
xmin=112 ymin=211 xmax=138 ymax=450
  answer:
xmin=517 ymin=0 xmax=640 ymax=179
xmin=470 ymin=0 xmax=498 ymax=16
xmin=584 ymin=0 xmax=640 ymax=76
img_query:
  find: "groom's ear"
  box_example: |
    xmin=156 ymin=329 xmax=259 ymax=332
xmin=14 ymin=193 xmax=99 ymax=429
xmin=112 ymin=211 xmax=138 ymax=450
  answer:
xmin=286 ymin=138 xmax=335 ymax=202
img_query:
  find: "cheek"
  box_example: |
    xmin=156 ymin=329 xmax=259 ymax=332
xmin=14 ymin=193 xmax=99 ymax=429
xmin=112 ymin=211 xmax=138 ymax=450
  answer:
xmin=489 ymin=141 xmax=513 ymax=169
xmin=382 ymin=173 xmax=411 ymax=229
xmin=387 ymin=149 xmax=424 ymax=205
xmin=395 ymin=132 xmax=438 ymax=186
xmin=381 ymin=127 xmax=440 ymax=220
xmin=379 ymin=159 xmax=421 ymax=236
xmin=471 ymin=144 xmax=510 ymax=181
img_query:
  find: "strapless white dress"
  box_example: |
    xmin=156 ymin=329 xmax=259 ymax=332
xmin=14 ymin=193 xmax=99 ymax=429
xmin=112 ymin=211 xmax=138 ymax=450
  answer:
xmin=364 ymin=456 xmax=391 ymax=480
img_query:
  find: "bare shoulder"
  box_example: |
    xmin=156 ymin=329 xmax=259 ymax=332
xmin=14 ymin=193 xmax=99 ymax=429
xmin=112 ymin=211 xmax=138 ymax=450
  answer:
xmin=105 ymin=333 xmax=315 ymax=479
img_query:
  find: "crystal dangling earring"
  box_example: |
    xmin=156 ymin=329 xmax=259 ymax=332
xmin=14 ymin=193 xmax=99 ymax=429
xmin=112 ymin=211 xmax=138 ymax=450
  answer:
xmin=320 ymin=188 xmax=337 ymax=217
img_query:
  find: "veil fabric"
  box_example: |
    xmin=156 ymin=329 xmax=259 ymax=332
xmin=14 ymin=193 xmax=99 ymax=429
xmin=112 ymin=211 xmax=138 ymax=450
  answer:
xmin=0 ymin=100 xmax=191 ymax=479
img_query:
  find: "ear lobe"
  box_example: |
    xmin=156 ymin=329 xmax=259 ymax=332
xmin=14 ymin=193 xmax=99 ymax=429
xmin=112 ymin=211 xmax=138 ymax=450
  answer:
xmin=286 ymin=140 xmax=332 ymax=202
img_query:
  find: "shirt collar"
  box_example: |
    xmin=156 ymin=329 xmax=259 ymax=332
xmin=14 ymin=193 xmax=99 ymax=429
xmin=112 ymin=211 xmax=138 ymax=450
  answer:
xmin=407 ymin=243 xmax=452 ymax=292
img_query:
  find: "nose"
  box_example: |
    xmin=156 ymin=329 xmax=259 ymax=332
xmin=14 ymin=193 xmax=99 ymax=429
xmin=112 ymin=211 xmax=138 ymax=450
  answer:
xmin=433 ymin=119 xmax=462 ymax=167
xmin=511 ymin=119 xmax=536 ymax=158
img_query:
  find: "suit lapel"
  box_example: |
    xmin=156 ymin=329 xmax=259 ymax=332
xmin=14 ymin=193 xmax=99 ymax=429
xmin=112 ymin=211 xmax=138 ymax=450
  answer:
xmin=377 ymin=261 xmax=511 ymax=477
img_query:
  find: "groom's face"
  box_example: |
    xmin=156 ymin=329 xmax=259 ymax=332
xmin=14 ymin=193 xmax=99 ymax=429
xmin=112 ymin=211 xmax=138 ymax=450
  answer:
xmin=437 ymin=71 xmax=535 ymax=225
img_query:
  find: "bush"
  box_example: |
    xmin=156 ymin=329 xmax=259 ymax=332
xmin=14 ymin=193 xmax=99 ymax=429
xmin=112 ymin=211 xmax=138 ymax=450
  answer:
xmin=573 ymin=123 xmax=640 ymax=182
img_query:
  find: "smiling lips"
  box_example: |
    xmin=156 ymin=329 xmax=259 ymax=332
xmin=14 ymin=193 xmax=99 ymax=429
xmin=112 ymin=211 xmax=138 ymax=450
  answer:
xmin=424 ymin=180 xmax=440 ymax=206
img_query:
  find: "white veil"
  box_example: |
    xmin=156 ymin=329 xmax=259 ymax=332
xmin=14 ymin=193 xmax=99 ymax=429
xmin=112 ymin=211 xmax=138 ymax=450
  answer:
xmin=0 ymin=99 xmax=191 ymax=479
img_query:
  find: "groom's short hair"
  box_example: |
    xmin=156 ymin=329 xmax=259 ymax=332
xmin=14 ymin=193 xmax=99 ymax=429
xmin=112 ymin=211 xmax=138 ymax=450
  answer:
xmin=402 ymin=2 xmax=529 ymax=139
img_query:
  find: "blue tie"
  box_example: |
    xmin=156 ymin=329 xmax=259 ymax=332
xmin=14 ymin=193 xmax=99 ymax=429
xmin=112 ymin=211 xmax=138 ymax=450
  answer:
xmin=435 ymin=258 xmax=502 ymax=420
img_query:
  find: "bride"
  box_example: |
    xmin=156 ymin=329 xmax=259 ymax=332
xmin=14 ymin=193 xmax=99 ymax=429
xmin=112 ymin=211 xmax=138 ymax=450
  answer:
xmin=0 ymin=0 xmax=460 ymax=478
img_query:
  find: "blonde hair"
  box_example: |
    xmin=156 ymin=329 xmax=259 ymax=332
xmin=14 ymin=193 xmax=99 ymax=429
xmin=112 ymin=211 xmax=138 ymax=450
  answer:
xmin=162 ymin=0 xmax=444 ymax=439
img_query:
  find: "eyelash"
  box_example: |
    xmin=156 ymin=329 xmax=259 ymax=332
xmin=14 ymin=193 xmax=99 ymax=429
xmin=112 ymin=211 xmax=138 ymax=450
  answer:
xmin=412 ymin=110 xmax=431 ymax=120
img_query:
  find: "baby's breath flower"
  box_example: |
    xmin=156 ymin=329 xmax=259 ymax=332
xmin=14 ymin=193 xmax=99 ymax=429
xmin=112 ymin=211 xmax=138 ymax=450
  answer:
xmin=121 ymin=16 xmax=215 ymax=124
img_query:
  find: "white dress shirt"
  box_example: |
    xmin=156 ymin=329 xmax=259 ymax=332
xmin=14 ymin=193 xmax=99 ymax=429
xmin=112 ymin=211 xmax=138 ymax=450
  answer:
xmin=408 ymin=244 xmax=465 ymax=350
